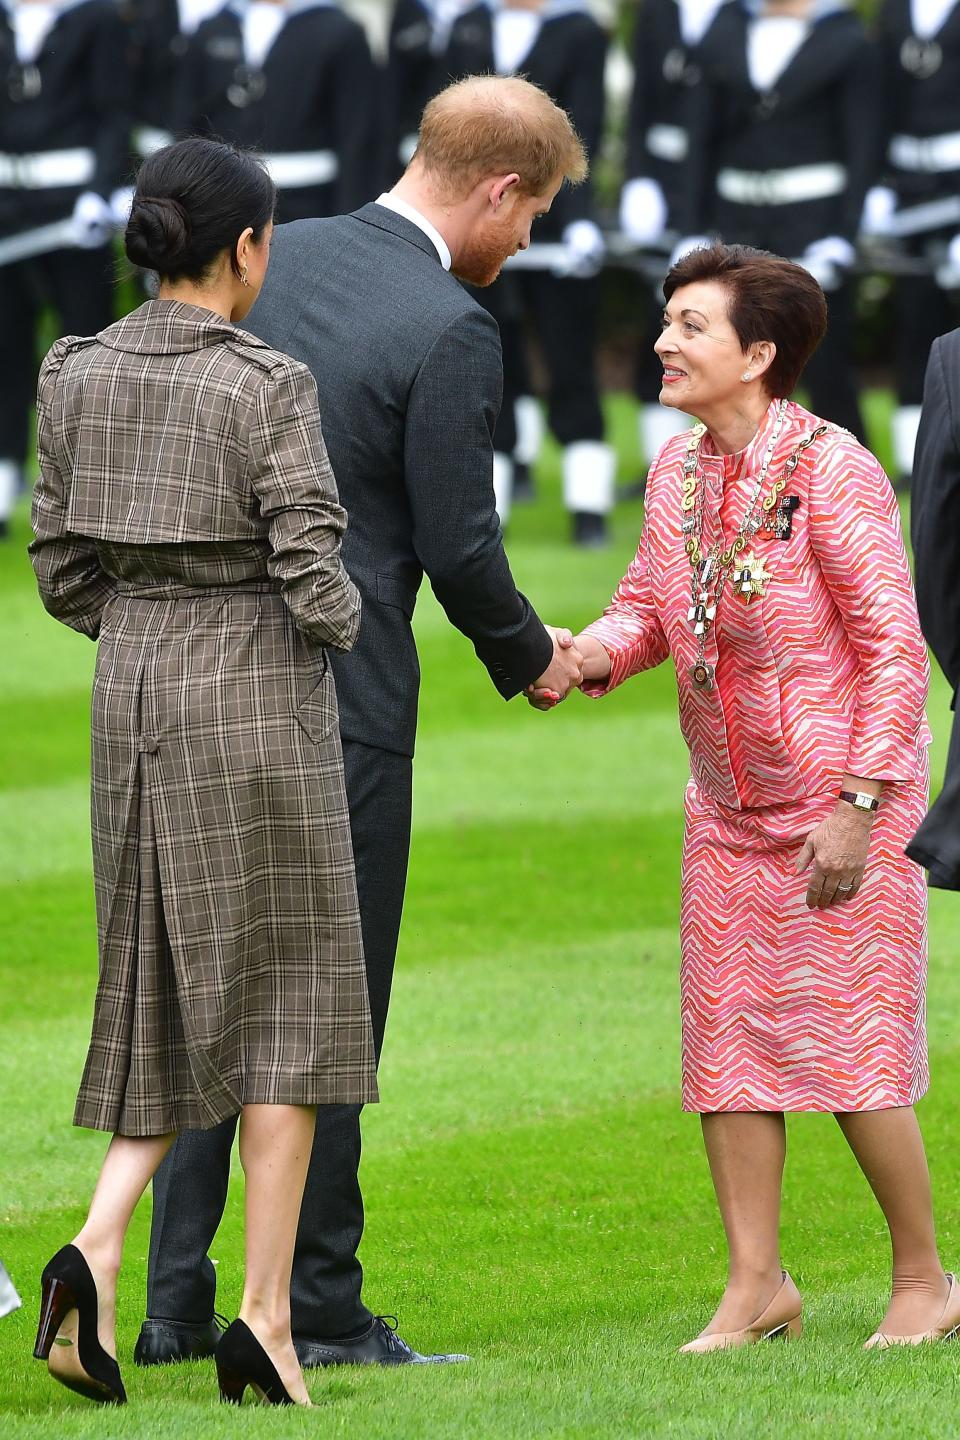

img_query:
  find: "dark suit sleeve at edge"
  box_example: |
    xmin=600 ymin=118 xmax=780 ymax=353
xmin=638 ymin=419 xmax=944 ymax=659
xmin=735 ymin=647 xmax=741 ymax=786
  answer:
xmin=404 ymin=305 xmax=552 ymax=697
xmin=911 ymin=334 xmax=960 ymax=697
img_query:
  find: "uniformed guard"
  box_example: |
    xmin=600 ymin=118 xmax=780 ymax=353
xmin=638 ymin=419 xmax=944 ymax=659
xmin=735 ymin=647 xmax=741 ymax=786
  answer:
xmin=863 ymin=0 xmax=960 ymax=485
xmin=0 ymin=0 xmax=132 ymax=537
xmin=125 ymin=0 xmax=223 ymax=160
xmin=384 ymin=0 xmax=462 ymax=185
xmin=674 ymin=0 xmax=878 ymax=442
xmin=620 ymin=0 xmax=731 ymax=471
xmin=174 ymin=0 xmax=378 ymax=222
xmin=446 ymin=0 xmax=614 ymax=545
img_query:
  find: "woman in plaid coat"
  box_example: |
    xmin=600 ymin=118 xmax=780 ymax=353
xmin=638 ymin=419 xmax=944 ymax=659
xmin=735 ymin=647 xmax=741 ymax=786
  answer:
xmin=29 ymin=138 xmax=377 ymax=1408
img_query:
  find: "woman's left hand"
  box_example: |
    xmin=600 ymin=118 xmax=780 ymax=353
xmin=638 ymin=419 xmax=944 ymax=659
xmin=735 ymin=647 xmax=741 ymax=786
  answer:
xmin=795 ymin=804 xmax=874 ymax=909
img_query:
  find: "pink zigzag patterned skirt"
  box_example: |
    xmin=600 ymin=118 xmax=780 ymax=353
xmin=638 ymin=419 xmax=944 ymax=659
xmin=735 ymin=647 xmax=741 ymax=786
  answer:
xmin=680 ymin=755 xmax=930 ymax=1113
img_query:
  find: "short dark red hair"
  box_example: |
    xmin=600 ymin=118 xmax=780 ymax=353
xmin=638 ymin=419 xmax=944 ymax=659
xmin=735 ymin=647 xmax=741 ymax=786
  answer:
xmin=662 ymin=244 xmax=828 ymax=397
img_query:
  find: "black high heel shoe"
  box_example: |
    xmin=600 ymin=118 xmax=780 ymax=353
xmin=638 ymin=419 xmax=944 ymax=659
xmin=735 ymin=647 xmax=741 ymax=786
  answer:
xmin=216 ymin=1319 xmax=296 ymax=1405
xmin=34 ymin=1245 xmax=126 ymax=1404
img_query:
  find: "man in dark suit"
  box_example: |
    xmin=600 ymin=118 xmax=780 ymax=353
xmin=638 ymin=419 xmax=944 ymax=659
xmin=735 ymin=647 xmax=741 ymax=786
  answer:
xmin=135 ymin=73 xmax=588 ymax=1369
xmin=907 ymin=329 xmax=960 ymax=890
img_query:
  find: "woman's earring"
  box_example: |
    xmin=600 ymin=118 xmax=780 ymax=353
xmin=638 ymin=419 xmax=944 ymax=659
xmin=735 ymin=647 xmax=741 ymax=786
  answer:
xmin=741 ymin=370 xmax=753 ymax=382
xmin=240 ymin=264 xmax=249 ymax=287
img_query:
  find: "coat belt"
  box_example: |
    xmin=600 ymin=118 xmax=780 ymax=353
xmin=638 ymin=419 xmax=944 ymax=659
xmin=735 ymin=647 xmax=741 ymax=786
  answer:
xmin=0 ymin=147 xmax=96 ymax=189
xmin=114 ymin=581 xmax=280 ymax=599
xmin=716 ymin=162 xmax=847 ymax=207
xmin=889 ymin=131 xmax=960 ymax=174
xmin=261 ymin=150 xmax=339 ymax=188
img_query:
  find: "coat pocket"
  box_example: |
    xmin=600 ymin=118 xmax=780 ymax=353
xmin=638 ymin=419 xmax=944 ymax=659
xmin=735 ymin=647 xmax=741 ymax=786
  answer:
xmin=296 ymin=660 xmax=338 ymax=743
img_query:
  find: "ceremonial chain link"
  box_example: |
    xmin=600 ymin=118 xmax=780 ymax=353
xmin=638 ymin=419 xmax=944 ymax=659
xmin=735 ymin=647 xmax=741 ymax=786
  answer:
xmin=679 ymin=407 xmax=830 ymax=690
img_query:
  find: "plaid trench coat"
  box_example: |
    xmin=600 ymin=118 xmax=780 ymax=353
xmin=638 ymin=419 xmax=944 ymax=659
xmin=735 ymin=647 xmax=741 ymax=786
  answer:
xmin=30 ymin=300 xmax=379 ymax=1137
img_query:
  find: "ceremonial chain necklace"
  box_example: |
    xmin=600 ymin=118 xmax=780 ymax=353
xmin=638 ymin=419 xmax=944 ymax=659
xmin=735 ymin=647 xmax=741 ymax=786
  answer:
xmin=679 ymin=402 xmax=829 ymax=691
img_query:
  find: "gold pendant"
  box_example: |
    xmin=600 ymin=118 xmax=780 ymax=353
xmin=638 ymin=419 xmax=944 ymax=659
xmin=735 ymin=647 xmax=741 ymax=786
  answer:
xmin=732 ymin=550 xmax=772 ymax=603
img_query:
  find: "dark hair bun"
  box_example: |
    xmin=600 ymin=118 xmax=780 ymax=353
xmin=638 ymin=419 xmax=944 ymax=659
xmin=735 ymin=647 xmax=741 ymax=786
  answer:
xmin=125 ymin=195 xmax=191 ymax=272
xmin=125 ymin=138 xmax=276 ymax=282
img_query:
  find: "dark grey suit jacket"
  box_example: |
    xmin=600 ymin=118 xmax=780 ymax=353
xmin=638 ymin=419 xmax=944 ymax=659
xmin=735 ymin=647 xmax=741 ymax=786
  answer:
xmin=246 ymin=203 xmax=552 ymax=757
xmin=906 ymin=329 xmax=960 ymax=889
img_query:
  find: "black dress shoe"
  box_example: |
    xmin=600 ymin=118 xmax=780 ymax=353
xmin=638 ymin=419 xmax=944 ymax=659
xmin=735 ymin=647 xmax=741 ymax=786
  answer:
xmin=133 ymin=1314 xmax=227 ymax=1366
xmin=294 ymin=1315 xmax=469 ymax=1368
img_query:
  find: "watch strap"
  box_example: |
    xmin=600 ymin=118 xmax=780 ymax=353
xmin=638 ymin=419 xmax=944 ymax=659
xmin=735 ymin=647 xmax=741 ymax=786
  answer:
xmin=839 ymin=789 xmax=880 ymax=813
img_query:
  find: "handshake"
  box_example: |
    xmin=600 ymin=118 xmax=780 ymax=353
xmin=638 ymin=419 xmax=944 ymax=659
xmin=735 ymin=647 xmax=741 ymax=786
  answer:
xmin=525 ymin=625 xmax=585 ymax=711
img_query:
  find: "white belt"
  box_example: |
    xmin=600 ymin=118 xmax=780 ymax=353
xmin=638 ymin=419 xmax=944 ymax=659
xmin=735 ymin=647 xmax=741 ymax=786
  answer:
xmin=646 ymin=123 xmax=688 ymax=164
xmin=889 ymin=131 xmax=960 ymax=174
xmin=135 ymin=126 xmax=174 ymax=158
xmin=0 ymin=147 xmax=95 ymax=189
xmin=262 ymin=150 xmax=339 ymax=188
xmin=717 ymin=162 xmax=847 ymax=207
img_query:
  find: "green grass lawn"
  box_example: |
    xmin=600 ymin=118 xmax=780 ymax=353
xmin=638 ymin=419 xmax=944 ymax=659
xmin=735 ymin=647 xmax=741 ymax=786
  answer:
xmin=1 ymin=394 xmax=958 ymax=1438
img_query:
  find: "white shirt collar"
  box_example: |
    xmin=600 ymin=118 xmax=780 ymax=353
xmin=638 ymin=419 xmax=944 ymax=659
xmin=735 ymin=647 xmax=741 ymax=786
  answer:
xmin=375 ymin=192 xmax=452 ymax=272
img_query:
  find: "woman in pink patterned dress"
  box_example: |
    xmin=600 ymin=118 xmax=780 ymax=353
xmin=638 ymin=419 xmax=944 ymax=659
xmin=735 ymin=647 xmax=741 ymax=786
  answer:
xmin=531 ymin=244 xmax=957 ymax=1351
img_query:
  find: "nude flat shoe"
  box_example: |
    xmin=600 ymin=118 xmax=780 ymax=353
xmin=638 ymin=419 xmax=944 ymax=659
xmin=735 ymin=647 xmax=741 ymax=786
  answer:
xmin=679 ymin=1271 xmax=803 ymax=1354
xmin=864 ymin=1272 xmax=960 ymax=1349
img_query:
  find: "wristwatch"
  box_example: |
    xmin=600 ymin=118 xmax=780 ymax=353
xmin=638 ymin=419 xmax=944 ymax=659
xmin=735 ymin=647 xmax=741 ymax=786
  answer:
xmin=839 ymin=790 xmax=880 ymax=813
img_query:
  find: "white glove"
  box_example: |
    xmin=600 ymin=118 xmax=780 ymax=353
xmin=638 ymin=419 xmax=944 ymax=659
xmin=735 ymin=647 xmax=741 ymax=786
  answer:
xmin=619 ymin=177 xmax=668 ymax=247
xmin=669 ymin=234 xmax=710 ymax=268
xmin=861 ymin=185 xmax=898 ymax=238
xmin=109 ymin=185 xmax=135 ymax=227
xmin=71 ymin=191 xmax=114 ymax=249
xmin=800 ymin=235 xmax=856 ymax=292
xmin=552 ymin=220 xmax=606 ymax=280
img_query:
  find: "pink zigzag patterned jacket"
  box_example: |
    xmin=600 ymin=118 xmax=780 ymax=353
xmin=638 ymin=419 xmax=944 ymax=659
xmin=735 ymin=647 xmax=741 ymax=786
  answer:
xmin=582 ymin=400 xmax=931 ymax=812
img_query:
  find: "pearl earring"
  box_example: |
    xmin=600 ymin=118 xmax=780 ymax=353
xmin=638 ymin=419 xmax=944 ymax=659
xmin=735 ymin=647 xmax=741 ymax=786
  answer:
xmin=741 ymin=370 xmax=753 ymax=382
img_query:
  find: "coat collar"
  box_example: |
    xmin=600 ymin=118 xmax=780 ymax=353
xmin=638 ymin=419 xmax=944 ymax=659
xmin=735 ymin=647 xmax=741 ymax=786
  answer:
xmin=96 ymin=299 xmax=272 ymax=356
xmin=699 ymin=398 xmax=820 ymax=481
xmin=351 ymin=201 xmax=445 ymax=266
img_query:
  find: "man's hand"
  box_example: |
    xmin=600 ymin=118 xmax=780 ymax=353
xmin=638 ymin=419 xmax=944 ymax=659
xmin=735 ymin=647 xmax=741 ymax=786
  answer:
xmin=795 ymin=802 xmax=874 ymax=908
xmin=526 ymin=627 xmax=583 ymax=710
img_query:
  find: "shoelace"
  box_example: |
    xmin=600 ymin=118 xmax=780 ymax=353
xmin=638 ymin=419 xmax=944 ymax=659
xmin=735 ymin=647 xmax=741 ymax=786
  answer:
xmin=213 ymin=1311 xmax=231 ymax=1333
xmin=374 ymin=1314 xmax=413 ymax=1357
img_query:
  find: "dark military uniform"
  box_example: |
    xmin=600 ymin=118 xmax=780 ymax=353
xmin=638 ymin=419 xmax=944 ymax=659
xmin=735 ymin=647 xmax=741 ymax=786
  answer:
xmin=0 ymin=0 xmax=132 ymax=528
xmin=622 ymin=0 xmax=730 ymax=465
xmin=383 ymin=0 xmax=453 ymax=186
xmin=125 ymin=0 xmax=197 ymax=157
xmin=679 ymin=0 xmax=879 ymax=439
xmin=874 ymin=0 xmax=960 ymax=480
xmin=446 ymin=0 xmax=614 ymax=541
xmin=174 ymin=0 xmax=378 ymax=222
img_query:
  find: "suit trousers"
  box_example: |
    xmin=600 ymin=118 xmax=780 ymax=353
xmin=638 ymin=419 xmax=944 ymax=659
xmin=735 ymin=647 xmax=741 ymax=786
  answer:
xmin=145 ymin=738 xmax=413 ymax=1335
xmin=0 ymin=245 xmax=115 ymax=463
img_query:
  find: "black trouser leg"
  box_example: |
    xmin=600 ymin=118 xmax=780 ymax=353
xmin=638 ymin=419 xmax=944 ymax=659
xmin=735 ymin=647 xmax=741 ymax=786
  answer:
xmin=522 ymin=272 xmax=604 ymax=445
xmin=145 ymin=740 xmax=412 ymax=1338
xmin=0 ymin=244 xmax=116 ymax=465
xmin=146 ymin=1118 xmax=236 ymax=1322
xmin=802 ymin=282 xmax=864 ymax=441
xmin=470 ymin=275 xmax=526 ymax=455
xmin=0 ymin=259 xmax=41 ymax=465
xmin=290 ymin=741 xmax=412 ymax=1338
xmin=894 ymin=263 xmax=957 ymax=406
xmin=40 ymin=243 xmax=117 ymax=337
